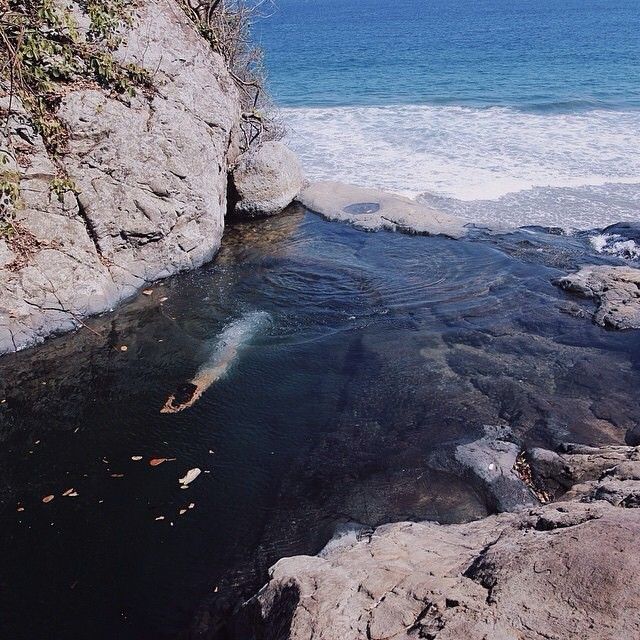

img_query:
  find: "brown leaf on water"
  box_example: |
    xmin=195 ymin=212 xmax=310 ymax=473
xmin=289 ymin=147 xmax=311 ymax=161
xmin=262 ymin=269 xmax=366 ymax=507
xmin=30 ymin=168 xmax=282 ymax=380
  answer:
xmin=179 ymin=509 xmax=187 ymax=515
xmin=149 ymin=457 xmax=176 ymax=467
xmin=17 ymin=506 xmax=25 ymax=512
xmin=62 ymin=488 xmax=74 ymax=497
xmin=42 ymin=495 xmax=55 ymax=503
xmin=143 ymin=289 xmax=153 ymax=296
xmin=131 ymin=456 xmax=143 ymax=461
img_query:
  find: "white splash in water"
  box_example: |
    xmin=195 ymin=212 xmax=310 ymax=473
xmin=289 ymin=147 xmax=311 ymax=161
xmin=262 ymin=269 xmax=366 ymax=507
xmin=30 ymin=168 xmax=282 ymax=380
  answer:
xmin=590 ymin=234 xmax=640 ymax=261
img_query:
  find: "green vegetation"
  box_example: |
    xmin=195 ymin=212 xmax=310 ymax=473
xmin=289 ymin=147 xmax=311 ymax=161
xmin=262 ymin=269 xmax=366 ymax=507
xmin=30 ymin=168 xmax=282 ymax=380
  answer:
xmin=0 ymin=0 xmax=152 ymax=153
xmin=0 ymin=149 xmax=19 ymax=237
xmin=49 ymin=174 xmax=78 ymax=201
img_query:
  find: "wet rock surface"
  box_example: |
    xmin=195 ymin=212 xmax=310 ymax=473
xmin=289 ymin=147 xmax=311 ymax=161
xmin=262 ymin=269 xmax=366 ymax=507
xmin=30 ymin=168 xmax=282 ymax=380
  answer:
xmin=297 ymin=181 xmax=468 ymax=238
xmin=231 ymin=141 xmax=304 ymax=218
xmin=238 ymin=444 xmax=640 ymax=640
xmin=553 ymin=265 xmax=640 ymax=330
xmin=452 ymin=424 xmax=537 ymax=512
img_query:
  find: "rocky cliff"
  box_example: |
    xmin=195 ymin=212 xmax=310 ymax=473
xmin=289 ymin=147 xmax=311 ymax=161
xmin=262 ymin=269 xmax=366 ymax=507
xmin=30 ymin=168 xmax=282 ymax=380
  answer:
xmin=0 ymin=0 xmax=301 ymax=355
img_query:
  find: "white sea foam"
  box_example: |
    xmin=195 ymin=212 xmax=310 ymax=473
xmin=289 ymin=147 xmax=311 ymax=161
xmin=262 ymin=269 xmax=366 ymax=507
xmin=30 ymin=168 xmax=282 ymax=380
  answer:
xmin=283 ymin=104 xmax=640 ymax=229
xmin=590 ymin=234 xmax=640 ymax=261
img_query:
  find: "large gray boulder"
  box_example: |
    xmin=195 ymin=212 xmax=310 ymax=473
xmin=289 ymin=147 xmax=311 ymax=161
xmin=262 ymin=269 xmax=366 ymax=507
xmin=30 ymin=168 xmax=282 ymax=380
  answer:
xmin=236 ymin=445 xmax=640 ymax=640
xmin=553 ymin=265 xmax=640 ymax=330
xmin=231 ymin=141 xmax=304 ymax=218
xmin=0 ymin=0 xmax=243 ymax=354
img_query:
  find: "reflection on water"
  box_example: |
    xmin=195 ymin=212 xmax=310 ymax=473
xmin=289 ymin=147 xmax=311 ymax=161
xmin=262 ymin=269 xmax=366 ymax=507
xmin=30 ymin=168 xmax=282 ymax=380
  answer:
xmin=0 ymin=207 xmax=639 ymax=639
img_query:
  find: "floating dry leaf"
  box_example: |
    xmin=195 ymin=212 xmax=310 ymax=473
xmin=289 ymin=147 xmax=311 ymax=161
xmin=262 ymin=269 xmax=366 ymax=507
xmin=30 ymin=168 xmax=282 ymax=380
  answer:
xmin=149 ymin=457 xmax=176 ymax=467
xmin=131 ymin=456 xmax=143 ymax=461
xmin=155 ymin=516 xmax=165 ymax=521
xmin=120 ymin=345 xmax=128 ymax=352
xmin=179 ymin=509 xmax=187 ymax=515
xmin=159 ymin=297 xmax=168 ymax=303
xmin=179 ymin=468 xmax=201 ymax=487
xmin=188 ymin=503 xmax=195 ymax=510
xmin=142 ymin=289 xmax=153 ymax=296
xmin=69 ymin=492 xmax=79 ymax=497
xmin=17 ymin=506 xmax=25 ymax=512
xmin=42 ymin=495 xmax=55 ymax=503
xmin=62 ymin=488 xmax=75 ymax=497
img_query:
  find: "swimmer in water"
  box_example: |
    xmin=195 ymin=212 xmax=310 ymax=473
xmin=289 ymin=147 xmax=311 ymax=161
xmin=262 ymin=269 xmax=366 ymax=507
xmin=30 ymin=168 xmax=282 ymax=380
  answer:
xmin=161 ymin=311 xmax=270 ymax=414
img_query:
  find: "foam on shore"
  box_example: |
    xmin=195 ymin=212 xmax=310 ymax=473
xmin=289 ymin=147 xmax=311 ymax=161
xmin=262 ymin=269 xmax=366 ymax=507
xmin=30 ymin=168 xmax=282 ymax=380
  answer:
xmin=283 ymin=104 xmax=640 ymax=230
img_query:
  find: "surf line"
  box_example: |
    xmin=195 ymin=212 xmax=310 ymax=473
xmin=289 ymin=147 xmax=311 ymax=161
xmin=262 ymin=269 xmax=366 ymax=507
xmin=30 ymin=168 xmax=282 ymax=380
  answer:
xmin=161 ymin=311 xmax=271 ymax=414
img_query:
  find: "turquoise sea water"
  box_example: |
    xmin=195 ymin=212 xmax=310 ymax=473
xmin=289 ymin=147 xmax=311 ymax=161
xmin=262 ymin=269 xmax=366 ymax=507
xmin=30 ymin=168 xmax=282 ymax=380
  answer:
xmin=257 ymin=0 xmax=640 ymax=228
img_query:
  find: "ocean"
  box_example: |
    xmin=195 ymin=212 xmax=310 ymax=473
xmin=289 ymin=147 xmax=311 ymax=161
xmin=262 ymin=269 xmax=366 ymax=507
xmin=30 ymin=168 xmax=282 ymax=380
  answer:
xmin=256 ymin=0 xmax=640 ymax=229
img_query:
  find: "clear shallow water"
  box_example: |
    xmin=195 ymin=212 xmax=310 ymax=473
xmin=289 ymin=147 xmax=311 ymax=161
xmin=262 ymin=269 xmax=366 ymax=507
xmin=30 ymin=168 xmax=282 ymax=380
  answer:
xmin=1 ymin=211 xmax=640 ymax=638
xmin=257 ymin=0 xmax=640 ymax=228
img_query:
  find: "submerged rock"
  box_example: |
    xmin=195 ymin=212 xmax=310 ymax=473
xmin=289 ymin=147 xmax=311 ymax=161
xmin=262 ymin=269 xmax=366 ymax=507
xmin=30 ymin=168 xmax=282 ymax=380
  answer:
xmin=553 ymin=265 xmax=640 ymax=330
xmin=297 ymin=181 xmax=467 ymax=238
xmin=236 ymin=444 xmax=640 ymax=640
xmin=231 ymin=141 xmax=304 ymax=218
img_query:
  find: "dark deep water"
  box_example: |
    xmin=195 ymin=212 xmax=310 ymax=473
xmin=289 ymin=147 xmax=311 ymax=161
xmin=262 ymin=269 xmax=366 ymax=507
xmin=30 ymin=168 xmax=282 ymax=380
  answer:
xmin=1 ymin=209 xmax=639 ymax=639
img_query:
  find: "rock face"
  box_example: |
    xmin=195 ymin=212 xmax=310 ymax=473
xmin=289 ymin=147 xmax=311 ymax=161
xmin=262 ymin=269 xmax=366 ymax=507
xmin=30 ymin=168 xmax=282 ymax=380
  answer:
xmin=453 ymin=424 xmax=537 ymax=512
xmin=0 ymin=0 xmax=243 ymax=355
xmin=297 ymin=181 xmax=467 ymax=239
xmin=553 ymin=265 xmax=640 ymax=330
xmin=236 ymin=444 xmax=640 ymax=640
xmin=231 ymin=141 xmax=304 ymax=218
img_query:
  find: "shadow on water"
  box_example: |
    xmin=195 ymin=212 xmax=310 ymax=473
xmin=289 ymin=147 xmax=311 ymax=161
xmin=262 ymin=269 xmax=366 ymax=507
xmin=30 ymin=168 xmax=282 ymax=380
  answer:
xmin=0 ymin=206 xmax=639 ymax=639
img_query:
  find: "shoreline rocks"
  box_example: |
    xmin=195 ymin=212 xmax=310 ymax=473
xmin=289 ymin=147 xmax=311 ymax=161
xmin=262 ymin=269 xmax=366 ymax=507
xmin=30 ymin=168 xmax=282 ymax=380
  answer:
xmin=553 ymin=265 xmax=640 ymax=330
xmin=297 ymin=181 xmax=468 ymax=239
xmin=235 ymin=443 xmax=640 ymax=640
xmin=230 ymin=141 xmax=304 ymax=218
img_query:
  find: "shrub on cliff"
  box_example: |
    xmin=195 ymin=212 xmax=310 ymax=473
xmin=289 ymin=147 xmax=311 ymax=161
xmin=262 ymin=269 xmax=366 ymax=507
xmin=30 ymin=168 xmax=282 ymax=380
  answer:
xmin=179 ymin=0 xmax=282 ymax=150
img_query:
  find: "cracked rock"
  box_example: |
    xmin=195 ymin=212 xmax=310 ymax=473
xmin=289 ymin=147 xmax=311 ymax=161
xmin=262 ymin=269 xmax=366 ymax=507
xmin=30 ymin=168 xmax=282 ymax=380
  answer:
xmin=0 ymin=0 xmax=244 ymax=354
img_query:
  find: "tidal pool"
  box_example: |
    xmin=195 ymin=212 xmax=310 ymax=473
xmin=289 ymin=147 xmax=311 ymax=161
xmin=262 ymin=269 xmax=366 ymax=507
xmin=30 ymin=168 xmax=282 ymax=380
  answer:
xmin=1 ymin=207 xmax=638 ymax=639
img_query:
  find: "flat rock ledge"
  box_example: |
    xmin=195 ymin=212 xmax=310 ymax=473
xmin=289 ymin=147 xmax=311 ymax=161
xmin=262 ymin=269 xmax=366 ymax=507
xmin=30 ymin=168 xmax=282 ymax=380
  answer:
xmin=553 ymin=265 xmax=640 ymax=330
xmin=297 ymin=181 xmax=468 ymax=239
xmin=235 ymin=443 xmax=640 ymax=639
